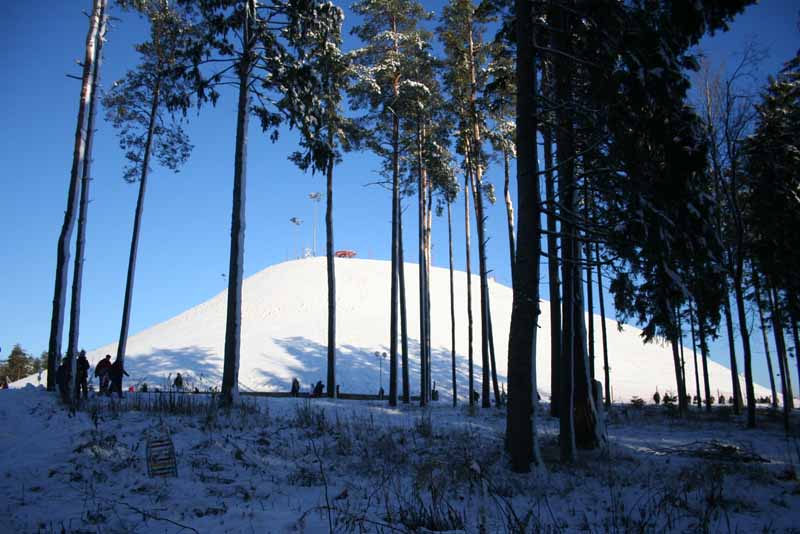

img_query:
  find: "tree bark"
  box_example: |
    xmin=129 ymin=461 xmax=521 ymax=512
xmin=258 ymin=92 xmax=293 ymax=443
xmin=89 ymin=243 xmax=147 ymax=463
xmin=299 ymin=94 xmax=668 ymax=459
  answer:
xmin=67 ymin=6 xmax=107 ymax=406
xmin=584 ymin=186 xmax=595 ymax=383
xmin=753 ymin=274 xmax=778 ymax=407
xmin=398 ymin=201 xmax=409 ymax=403
xmin=733 ymin=272 xmax=756 ymax=426
xmin=690 ymin=306 xmax=702 ymax=407
xmin=47 ymin=0 xmax=104 ymax=391
xmin=723 ymin=290 xmax=743 ymax=413
xmin=417 ymin=123 xmax=427 ymax=406
xmin=503 ymin=147 xmax=515 ymax=271
xmin=447 ymin=201 xmax=457 ymax=406
xmin=464 ymin=166 xmax=474 ymax=406
xmin=117 ymin=80 xmax=161 ymax=367
xmin=326 ymin=153 xmax=336 ymax=398
xmin=543 ymin=76 xmax=561 ymax=417
xmin=697 ymin=309 xmax=712 ymax=412
xmin=221 ymin=0 xmax=256 ymax=406
xmin=506 ymin=0 xmax=541 ymax=470
xmin=595 ymin=244 xmax=610 ymax=408
xmin=768 ymin=284 xmax=791 ymax=431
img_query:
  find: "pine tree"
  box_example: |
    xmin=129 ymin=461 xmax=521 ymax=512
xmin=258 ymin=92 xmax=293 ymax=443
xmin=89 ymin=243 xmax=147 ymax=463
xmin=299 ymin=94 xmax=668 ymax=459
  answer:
xmin=180 ymin=0 xmax=341 ymax=405
xmin=349 ymin=0 xmax=431 ymax=406
xmin=282 ymin=0 xmax=351 ymax=399
xmin=46 ymin=0 xmax=106 ymax=391
xmin=104 ymin=0 xmax=194 ymax=371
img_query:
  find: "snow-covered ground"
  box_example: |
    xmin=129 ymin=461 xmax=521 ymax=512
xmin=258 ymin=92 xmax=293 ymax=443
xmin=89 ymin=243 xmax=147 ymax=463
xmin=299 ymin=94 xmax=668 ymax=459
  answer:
xmin=1 ymin=386 xmax=798 ymax=533
xmin=13 ymin=258 xmax=771 ymax=403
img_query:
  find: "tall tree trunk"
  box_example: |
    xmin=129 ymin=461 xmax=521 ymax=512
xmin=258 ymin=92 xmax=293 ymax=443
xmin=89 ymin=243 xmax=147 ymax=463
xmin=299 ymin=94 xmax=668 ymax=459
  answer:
xmin=117 ymin=80 xmax=161 ymax=366
xmin=595 ymin=244 xmax=610 ymax=408
xmin=486 ymin=289 xmax=501 ymax=405
xmin=66 ymin=8 xmax=107 ymax=406
xmin=697 ymin=309 xmax=712 ymax=412
xmin=753 ymin=274 xmax=778 ymax=407
xmin=325 ymin=153 xmax=336 ymax=398
xmin=388 ymin=113 xmax=400 ymax=406
xmin=554 ymin=0 xmax=576 ymax=462
xmin=221 ymin=0 xmax=256 ymax=406
xmin=466 ymin=19 xmax=492 ymax=410
xmin=506 ymin=0 xmax=541 ymax=470
xmin=47 ymin=0 xmax=104 ymax=391
xmin=503 ymin=147 xmax=515 ymax=271
xmin=584 ymin=186 xmax=595 ymax=383
xmin=733 ymin=270 xmax=756 ymax=426
xmin=723 ymin=290 xmax=743 ymax=413
xmin=464 ymin=167 xmax=475 ymax=406
xmin=425 ymin=178 xmax=433 ymax=399
xmin=792 ymin=315 xmax=800 ymax=409
xmin=768 ymin=285 xmax=791 ymax=431
xmin=447 ymin=201 xmax=457 ymax=406
xmin=398 ymin=202 xmax=410 ymax=403
xmin=417 ymin=123 xmax=427 ymax=405
xmin=665 ymin=294 xmax=688 ymax=415
xmin=770 ymin=286 xmax=794 ymax=406
xmin=543 ymin=78 xmax=561 ymax=417
xmin=690 ymin=306 xmax=702 ymax=407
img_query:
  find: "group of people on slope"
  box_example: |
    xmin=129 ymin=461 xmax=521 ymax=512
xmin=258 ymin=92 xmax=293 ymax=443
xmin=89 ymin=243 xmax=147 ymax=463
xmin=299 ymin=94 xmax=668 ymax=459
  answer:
xmin=55 ymin=352 xmax=128 ymax=403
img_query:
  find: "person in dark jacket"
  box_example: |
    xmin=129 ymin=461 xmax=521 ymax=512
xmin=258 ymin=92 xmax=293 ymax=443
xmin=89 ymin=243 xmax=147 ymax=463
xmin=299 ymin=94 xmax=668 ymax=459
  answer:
xmin=76 ymin=351 xmax=90 ymax=400
xmin=291 ymin=377 xmax=300 ymax=397
xmin=173 ymin=373 xmax=184 ymax=391
xmin=312 ymin=380 xmax=324 ymax=397
xmin=95 ymin=354 xmax=112 ymax=394
xmin=108 ymin=356 xmax=129 ymax=398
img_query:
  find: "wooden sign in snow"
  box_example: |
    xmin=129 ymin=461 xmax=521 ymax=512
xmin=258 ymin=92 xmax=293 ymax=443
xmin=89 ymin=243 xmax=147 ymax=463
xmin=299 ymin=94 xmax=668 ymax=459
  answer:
xmin=146 ymin=435 xmax=177 ymax=478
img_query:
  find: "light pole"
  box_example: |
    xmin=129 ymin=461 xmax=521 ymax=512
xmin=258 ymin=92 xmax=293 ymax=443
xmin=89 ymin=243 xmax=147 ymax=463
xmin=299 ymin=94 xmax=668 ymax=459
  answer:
xmin=374 ymin=351 xmax=387 ymax=395
xmin=309 ymin=192 xmax=321 ymax=257
xmin=289 ymin=217 xmax=303 ymax=259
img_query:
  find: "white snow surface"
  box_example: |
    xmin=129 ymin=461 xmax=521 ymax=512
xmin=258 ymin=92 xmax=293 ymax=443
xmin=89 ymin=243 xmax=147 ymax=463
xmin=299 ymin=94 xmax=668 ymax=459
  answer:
xmin=1 ymin=386 xmax=798 ymax=533
xmin=16 ymin=258 xmax=770 ymax=401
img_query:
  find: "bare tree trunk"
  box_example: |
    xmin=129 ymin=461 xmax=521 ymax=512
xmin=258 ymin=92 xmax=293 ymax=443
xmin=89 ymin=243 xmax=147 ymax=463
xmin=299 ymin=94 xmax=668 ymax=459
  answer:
xmin=398 ymin=202 xmax=410 ymax=403
xmin=723 ymin=291 xmax=743 ymax=413
xmin=221 ymin=0 xmax=257 ymax=405
xmin=67 ymin=7 xmax=107 ymax=406
xmin=47 ymin=0 xmax=104 ymax=391
xmin=503 ymin=147 xmax=515 ymax=271
xmin=584 ymin=186 xmax=595 ymax=383
xmin=697 ymin=310 xmax=712 ymax=412
xmin=117 ymin=80 xmax=161 ymax=367
xmin=690 ymin=306 xmax=702 ymax=407
xmin=486 ymin=288 xmax=501 ymax=405
xmin=447 ymin=201 xmax=457 ymax=406
xmin=506 ymin=0 xmax=541 ymax=470
xmin=543 ymin=79 xmax=561 ymax=417
xmin=768 ymin=284 xmax=791 ymax=431
xmin=733 ymin=271 xmax=756 ymax=426
xmin=595 ymin=244 xmax=610 ymax=408
xmin=388 ymin=113 xmax=400 ymax=406
xmin=325 ymin=154 xmax=336 ymax=398
xmin=416 ymin=124 xmax=427 ymax=406
xmin=464 ymin=167 xmax=474 ymax=406
xmin=425 ymin=178 xmax=433 ymax=399
xmin=753 ymin=274 xmax=778 ymax=407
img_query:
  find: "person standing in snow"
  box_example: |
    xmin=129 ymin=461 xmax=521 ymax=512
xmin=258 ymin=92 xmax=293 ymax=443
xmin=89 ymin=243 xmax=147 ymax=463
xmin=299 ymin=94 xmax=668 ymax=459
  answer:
xmin=76 ymin=351 xmax=90 ymax=400
xmin=312 ymin=380 xmax=324 ymax=397
xmin=95 ymin=354 xmax=112 ymax=394
xmin=108 ymin=356 xmax=129 ymax=398
xmin=173 ymin=373 xmax=184 ymax=391
xmin=291 ymin=377 xmax=300 ymax=397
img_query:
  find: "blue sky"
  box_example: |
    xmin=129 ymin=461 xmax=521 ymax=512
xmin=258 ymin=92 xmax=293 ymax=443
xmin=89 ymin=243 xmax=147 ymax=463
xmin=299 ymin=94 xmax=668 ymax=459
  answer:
xmin=0 ymin=1 xmax=797 ymax=392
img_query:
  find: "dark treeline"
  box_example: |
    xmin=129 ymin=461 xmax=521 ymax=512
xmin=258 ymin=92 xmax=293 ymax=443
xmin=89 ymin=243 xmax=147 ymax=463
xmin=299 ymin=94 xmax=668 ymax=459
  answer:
xmin=44 ymin=0 xmax=798 ymax=471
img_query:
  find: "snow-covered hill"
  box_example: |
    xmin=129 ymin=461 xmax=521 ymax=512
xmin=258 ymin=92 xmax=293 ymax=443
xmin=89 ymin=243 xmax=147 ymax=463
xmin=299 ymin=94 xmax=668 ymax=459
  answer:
xmin=21 ymin=258 xmax=770 ymax=401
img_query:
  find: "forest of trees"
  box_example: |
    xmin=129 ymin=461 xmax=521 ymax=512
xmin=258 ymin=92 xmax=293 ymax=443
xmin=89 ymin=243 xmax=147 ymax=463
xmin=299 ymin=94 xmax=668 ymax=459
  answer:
xmin=43 ymin=0 xmax=799 ymax=472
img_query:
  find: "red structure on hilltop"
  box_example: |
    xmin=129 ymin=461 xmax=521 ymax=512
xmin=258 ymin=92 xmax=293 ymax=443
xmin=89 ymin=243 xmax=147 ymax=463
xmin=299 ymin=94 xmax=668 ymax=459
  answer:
xmin=334 ymin=250 xmax=357 ymax=258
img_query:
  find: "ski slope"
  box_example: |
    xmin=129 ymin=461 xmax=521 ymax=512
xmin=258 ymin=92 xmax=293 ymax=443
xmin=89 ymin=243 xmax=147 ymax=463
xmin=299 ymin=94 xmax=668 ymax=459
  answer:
xmin=19 ymin=258 xmax=770 ymax=401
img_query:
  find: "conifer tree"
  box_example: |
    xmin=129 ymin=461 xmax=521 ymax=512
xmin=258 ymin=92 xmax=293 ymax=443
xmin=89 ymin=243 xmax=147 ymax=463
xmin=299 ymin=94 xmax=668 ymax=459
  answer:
xmin=104 ymin=0 xmax=194 ymax=370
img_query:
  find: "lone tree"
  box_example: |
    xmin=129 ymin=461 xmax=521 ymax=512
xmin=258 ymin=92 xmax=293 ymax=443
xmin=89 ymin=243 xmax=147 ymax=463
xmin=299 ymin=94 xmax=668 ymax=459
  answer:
xmin=104 ymin=0 xmax=194 ymax=371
